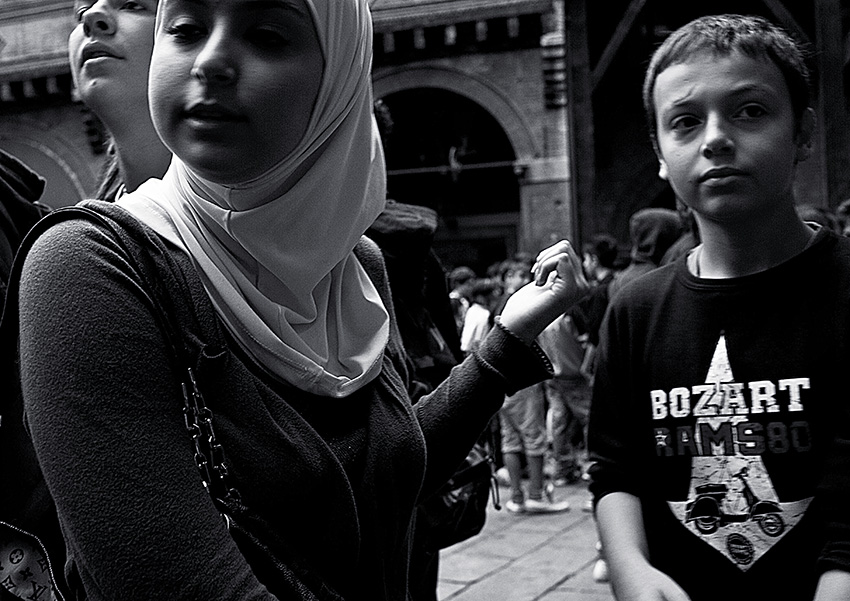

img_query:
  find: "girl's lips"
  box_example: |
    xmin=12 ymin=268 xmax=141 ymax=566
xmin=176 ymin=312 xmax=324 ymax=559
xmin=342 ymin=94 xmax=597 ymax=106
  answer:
xmin=80 ymin=42 xmax=121 ymax=66
xmin=183 ymin=103 xmax=245 ymax=122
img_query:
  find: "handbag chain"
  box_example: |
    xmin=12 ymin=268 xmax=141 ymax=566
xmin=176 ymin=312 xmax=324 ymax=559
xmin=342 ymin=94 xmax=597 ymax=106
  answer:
xmin=180 ymin=367 xmax=241 ymax=504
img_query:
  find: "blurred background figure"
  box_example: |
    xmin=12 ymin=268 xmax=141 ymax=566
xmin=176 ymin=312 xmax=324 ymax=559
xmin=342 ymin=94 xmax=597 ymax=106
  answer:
xmin=796 ymin=203 xmax=842 ymax=234
xmin=0 ymin=150 xmax=48 ymax=298
xmin=448 ymin=265 xmax=476 ymax=337
xmin=661 ymin=197 xmax=701 ymax=265
xmin=459 ymin=277 xmax=501 ymax=355
xmin=607 ymin=207 xmax=681 ymax=300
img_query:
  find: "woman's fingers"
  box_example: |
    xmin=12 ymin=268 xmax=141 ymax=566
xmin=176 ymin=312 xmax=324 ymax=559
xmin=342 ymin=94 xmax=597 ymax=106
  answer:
xmin=532 ymin=240 xmax=585 ymax=288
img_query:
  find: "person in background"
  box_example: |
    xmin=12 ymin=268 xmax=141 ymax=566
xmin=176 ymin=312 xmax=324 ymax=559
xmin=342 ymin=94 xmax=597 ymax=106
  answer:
xmin=835 ymin=198 xmax=850 ymax=237
xmin=459 ymin=277 xmax=501 ymax=355
xmin=537 ymin=313 xmax=592 ymax=490
xmin=606 ymin=207 xmax=681 ymax=300
xmin=796 ymin=203 xmax=842 ymax=234
xmin=0 ymin=151 xmax=48 ymax=299
xmin=569 ymin=233 xmax=619 ymax=388
xmin=661 ymin=197 xmax=701 ymax=265
xmin=366 ymin=198 xmax=462 ymax=601
xmin=448 ymin=265 xmax=476 ymax=336
xmin=589 ymin=14 xmax=850 ymax=600
xmin=69 ymin=0 xmax=170 ymax=200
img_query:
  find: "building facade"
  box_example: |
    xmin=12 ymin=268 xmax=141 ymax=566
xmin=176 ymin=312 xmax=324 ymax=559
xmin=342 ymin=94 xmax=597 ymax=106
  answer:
xmin=0 ymin=0 xmax=573 ymax=273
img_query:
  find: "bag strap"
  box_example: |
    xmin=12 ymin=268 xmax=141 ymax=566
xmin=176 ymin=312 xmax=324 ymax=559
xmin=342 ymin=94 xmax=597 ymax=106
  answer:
xmin=68 ymin=202 xmax=240 ymax=505
xmin=3 ymin=201 xmax=238 ymax=505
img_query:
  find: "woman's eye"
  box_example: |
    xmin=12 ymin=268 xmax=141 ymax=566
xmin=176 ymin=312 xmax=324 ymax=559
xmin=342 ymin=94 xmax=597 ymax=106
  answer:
xmin=165 ymin=21 xmax=206 ymax=43
xmin=249 ymin=27 xmax=288 ymax=49
xmin=74 ymin=3 xmax=92 ymax=22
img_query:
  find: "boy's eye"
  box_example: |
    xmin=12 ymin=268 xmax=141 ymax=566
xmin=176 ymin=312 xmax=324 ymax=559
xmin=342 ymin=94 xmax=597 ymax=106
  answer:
xmin=737 ymin=104 xmax=767 ymax=120
xmin=670 ymin=115 xmax=700 ymax=132
xmin=120 ymin=1 xmax=146 ymax=10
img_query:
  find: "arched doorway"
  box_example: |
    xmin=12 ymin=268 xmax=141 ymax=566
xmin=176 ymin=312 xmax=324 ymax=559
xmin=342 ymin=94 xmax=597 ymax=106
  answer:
xmin=378 ymin=88 xmax=520 ymax=274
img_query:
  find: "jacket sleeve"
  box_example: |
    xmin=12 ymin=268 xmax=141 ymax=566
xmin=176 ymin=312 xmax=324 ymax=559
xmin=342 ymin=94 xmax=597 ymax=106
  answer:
xmin=413 ymin=319 xmax=552 ymax=497
xmin=18 ymin=220 xmax=275 ymax=601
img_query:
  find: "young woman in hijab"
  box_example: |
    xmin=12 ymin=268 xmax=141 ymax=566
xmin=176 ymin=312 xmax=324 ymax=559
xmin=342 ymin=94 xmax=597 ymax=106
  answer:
xmin=69 ymin=0 xmax=170 ymax=200
xmin=11 ymin=1 xmax=587 ymax=599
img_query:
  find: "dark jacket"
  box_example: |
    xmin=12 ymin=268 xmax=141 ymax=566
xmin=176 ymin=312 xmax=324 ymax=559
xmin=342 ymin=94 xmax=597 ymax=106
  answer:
xmin=11 ymin=201 xmax=551 ymax=601
xmin=0 ymin=150 xmax=48 ymax=299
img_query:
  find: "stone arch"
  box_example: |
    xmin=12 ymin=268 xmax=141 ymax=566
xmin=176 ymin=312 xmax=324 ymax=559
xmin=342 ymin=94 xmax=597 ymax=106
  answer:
xmin=0 ymin=115 xmax=98 ymax=208
xmin=373 ymin=64 xmax=539 ymax=163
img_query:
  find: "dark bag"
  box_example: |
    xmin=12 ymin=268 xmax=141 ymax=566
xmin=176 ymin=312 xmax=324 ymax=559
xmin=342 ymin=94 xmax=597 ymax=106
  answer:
xmin=0 ymin=201 xmax=343 ymax=601
xmin=419 ymin=434 xmax=500 ymax=551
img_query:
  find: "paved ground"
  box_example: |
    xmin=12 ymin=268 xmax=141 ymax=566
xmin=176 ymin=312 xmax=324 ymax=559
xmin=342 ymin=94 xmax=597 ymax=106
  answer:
xmin=437 ymin=480 xmax=616 ymax=601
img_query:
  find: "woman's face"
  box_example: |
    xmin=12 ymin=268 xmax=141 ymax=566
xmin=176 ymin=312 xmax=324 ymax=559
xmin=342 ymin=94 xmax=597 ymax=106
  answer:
xmin=150 ymin=0 xmax=324 ymax=184
xmin=68 ymin=1 xmax=158 ymax=119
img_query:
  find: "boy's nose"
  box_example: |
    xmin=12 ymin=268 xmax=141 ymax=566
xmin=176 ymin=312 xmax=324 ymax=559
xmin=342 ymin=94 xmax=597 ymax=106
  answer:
xmin=701 ymin=115 xmax=734 ymax=158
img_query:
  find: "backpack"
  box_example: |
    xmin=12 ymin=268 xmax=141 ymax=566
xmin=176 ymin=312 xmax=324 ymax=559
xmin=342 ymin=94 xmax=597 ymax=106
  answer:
xmin=418 ymin=434 xmax=500 ymax=551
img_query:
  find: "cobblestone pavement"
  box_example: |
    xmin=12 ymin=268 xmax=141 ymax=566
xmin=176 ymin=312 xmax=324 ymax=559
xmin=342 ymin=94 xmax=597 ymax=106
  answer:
xmin=437 ymin=481 xmax=616 ymax=601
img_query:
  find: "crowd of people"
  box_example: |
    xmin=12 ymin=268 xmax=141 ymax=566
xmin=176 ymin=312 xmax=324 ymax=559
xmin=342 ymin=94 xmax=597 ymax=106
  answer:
xmin=1 ymin=3 xmax=850 ymax=601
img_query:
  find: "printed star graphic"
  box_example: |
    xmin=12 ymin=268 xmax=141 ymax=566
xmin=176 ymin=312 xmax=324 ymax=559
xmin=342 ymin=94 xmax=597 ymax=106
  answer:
xmin=667 ymin=334 xmax=811 ymax=571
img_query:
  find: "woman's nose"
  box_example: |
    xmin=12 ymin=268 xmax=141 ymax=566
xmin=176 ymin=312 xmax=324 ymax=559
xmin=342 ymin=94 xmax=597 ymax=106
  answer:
xmin=82 ymin=1 xmax=117 ymax=37
xmin=191 ymin=33 xmax=237 ymax=86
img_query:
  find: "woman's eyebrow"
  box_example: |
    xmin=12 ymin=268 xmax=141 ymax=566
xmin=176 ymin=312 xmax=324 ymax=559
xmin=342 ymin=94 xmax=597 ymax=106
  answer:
xmin=171 ymin=0 xmax=306 ymax=13
xmin=243 ymin=0 xmax=306 ymax=13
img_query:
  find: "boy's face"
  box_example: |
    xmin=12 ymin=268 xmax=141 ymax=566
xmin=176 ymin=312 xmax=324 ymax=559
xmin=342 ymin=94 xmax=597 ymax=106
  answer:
xmin=653 ymin=51 xmax=814 ymax=224
xmin=150 ymin=0 xmax=324 ymax=184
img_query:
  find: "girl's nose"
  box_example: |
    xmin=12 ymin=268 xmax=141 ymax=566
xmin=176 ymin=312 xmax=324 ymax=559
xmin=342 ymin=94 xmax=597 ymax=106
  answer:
xmin=701 ymin=115 xmax=734 ymax=158
xmin=82 ymin=1 xmax=117 ymax=37
xmin=191 ymin=34 xmax=237 ymax=86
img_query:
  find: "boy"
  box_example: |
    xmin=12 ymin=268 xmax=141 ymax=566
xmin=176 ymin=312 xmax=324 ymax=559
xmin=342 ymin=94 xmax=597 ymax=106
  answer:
xmin=589 ymin=15 xmax=850 ymax=601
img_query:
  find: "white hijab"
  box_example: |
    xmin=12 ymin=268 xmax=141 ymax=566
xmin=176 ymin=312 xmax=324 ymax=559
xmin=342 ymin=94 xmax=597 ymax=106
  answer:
xmin=120 ymin=0 xmax=389 ymax=398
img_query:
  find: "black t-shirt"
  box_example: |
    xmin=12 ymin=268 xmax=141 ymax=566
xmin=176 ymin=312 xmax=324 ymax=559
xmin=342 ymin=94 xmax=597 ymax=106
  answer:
xmin=590 ymin=229 xmax=850 ymax=600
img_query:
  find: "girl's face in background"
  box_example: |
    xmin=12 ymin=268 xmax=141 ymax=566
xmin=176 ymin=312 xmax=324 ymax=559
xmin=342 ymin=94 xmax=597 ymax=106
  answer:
xmin=69 ymin=0 xmax=158 ymax=117
xmin=150 ymin=0 xmax=324 ymax=184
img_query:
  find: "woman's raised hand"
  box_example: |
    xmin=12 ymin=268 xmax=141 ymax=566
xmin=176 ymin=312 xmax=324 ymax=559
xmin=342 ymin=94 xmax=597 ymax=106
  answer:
xmin=498 ymin=240 xmax=590 ymax=343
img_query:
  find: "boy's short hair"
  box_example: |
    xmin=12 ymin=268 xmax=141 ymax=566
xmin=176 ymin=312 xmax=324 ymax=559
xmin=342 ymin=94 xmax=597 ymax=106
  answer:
xmin=643 ymin=14 xmax=812 ymax=145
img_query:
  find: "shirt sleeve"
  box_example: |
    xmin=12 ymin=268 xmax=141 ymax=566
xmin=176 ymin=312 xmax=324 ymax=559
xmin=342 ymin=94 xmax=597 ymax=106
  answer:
xmin=587 ymin=300 xmax=645 ymax=503
xmin=17 ymin=220 xmax=274 ymax=601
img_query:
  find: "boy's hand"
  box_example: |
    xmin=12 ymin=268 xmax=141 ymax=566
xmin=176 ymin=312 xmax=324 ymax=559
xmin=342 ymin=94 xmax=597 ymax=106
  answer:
xmin=498 ymin=240 xmax=589 ymax=343
xmin=611 ymin=565 xmax=692 ymax=601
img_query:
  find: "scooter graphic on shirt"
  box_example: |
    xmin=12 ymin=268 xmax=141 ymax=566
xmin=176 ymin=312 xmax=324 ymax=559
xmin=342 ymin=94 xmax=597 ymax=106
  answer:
xmin=685 ymin=466 xmax=785 ymax=537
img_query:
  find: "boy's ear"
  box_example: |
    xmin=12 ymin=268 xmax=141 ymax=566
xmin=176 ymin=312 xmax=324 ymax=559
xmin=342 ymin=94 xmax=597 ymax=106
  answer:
xmin=652 ymin=138 xmax=669 ymax=180
xmin=794 ymin=108 xmax=817 ymax=163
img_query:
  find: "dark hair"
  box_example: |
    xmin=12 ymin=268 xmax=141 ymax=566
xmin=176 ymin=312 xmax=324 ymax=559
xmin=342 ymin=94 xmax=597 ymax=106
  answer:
xmin=582 ymin=234 xmax=619 ymax=269
xmin=643 ymin=14 xmax=812 ymax=145
xmin=93 ymin=138 xmax=123 ymax=201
